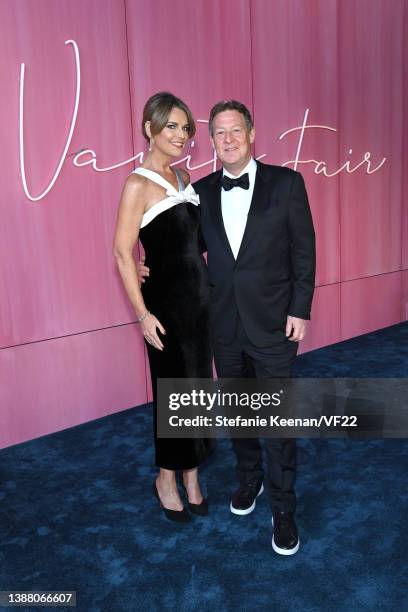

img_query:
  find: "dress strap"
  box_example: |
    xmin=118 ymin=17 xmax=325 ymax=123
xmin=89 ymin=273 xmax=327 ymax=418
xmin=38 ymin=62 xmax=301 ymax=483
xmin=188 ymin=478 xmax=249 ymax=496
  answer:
xmin=133 ymin=167 xmax=178 ymax=193
xmin=174 ymin=168 xmax=185 ymax=191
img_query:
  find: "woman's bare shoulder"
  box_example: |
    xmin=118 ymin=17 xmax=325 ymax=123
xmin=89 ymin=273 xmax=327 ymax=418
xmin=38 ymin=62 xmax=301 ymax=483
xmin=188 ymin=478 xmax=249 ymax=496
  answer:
xmin=124 ymin=171 xmax=148 ymax=191
xmin=123 ymin=171 xmax=155 ymax=201
xmin=118 ymin=173 xmax=151 ymax=214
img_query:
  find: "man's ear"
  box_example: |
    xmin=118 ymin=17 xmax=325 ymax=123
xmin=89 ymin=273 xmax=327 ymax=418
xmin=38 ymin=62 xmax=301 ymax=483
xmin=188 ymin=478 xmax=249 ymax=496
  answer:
xmin=145 ymin=121 xmax=152 ymax=139
xmin=249 ymin=127 xmax=255 ymax=144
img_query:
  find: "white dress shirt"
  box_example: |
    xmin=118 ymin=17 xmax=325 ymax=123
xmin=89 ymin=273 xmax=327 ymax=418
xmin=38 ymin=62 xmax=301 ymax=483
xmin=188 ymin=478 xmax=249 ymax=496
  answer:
xmin=221 ymin=158 xmax=257 ymax=258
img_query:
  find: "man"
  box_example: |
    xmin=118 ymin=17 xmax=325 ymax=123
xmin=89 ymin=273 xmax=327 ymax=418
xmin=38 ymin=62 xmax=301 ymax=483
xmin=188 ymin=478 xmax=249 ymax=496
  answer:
xmin=140 ymin=100 xmax=315 ymax=555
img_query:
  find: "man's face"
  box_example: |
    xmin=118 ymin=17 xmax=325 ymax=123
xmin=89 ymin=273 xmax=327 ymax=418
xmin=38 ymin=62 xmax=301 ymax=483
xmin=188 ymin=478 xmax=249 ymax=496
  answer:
xmin=211 ymin=110 xmax=255 ymax=175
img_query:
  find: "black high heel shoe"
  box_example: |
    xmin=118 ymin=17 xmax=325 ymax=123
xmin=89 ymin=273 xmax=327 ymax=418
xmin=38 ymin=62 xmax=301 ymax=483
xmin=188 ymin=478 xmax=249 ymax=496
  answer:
xmin=181 ymin=482 xmax=209 ymax=516
xmin=152 ymin=481 xmax=191 ymax=523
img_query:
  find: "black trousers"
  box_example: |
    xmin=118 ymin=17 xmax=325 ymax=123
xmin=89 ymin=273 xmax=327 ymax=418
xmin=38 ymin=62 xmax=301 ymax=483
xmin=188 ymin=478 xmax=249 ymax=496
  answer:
xmin=212 ymin=318 xmax=299 ymax=513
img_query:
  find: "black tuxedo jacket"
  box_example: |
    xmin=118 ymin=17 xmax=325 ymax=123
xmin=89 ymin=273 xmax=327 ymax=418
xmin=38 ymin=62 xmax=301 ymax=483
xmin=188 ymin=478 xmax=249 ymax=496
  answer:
xmin=193 ymin=161 xmax=316 ymax=347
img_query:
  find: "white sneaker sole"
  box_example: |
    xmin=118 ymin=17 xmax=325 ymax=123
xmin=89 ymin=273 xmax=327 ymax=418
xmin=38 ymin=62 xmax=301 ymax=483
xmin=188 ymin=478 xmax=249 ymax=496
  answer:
xmin=271 ymin=516 xmax=300 ymax=555
xmin=230 ymin=483 xmax=264 ymax=515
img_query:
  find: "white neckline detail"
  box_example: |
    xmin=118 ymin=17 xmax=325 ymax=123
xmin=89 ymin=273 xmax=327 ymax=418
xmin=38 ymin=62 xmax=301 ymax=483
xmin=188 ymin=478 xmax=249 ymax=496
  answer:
xmin=132 ymin=167 xmax=199 ymax=229
xmin=134 ymin=167 xmax=180 ymax=193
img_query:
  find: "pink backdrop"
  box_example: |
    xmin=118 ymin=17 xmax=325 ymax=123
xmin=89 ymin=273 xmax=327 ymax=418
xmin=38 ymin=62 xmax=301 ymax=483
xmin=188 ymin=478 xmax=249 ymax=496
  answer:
xmin=1 ymin=0 xmax=407 ymax=448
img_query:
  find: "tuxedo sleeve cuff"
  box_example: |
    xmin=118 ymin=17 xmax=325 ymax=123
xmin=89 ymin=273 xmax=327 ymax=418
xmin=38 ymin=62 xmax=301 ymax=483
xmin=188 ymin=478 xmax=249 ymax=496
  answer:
xmin=288 ymin=308 xmax=312 ymax=320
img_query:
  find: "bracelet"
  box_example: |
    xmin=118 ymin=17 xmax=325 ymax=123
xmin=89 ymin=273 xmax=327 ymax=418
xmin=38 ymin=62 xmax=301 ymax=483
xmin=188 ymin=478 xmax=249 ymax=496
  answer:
xmin=136 ymin=310 xmax=150 ymax=323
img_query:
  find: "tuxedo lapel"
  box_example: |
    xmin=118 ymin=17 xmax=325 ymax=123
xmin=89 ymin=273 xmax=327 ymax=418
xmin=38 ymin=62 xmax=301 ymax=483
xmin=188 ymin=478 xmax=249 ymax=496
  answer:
xmin=206 ymin=171 xmax=235 ymax=262
xmin=235 ymin=161 xmax=275 ymax=263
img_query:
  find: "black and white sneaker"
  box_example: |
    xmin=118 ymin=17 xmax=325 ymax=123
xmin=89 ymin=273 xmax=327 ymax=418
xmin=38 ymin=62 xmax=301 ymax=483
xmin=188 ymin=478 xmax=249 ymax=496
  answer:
xmin=271 ymin=512 xmax=300 ymax=555
xmin=230 ymin=481 xmax=264 ymax=515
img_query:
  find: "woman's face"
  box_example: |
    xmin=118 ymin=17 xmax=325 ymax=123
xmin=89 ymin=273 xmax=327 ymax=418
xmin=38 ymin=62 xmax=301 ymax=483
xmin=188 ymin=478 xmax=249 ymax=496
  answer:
xmin=151 ymin=107 xmax=191 ymax=157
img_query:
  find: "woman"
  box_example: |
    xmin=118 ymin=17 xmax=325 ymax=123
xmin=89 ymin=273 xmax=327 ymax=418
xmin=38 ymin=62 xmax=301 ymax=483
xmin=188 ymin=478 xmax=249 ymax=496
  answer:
xmin=113 ymin=92 xmax=212 ymax=522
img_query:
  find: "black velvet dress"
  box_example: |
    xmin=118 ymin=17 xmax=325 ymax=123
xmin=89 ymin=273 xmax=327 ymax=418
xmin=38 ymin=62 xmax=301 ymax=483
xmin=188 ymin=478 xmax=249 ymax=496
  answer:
xmin=135 ymin=167 xmax=213 ymax=470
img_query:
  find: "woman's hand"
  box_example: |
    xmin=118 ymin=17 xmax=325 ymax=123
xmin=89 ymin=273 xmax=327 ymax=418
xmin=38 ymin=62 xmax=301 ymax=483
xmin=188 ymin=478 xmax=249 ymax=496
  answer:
xmin=141 ymin=313 xmax=166 ymax=350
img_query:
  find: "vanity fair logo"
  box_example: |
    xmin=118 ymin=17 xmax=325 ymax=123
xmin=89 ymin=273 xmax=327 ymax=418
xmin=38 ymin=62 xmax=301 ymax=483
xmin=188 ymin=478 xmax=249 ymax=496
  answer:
xmin=19 ymin=40 xmax=387 ymax=202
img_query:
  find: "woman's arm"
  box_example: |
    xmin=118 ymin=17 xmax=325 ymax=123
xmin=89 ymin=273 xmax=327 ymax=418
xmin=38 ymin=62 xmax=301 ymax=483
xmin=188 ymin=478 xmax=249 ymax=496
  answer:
xmin=113 ymin=175 xmax=165 ymax=350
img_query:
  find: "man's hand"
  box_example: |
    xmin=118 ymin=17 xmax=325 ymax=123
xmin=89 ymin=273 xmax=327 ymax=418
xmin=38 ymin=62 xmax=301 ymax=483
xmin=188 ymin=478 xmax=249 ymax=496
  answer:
xmin=136 ymin=255 xmax=150 ymax=286
xmin=286 ymin=316 xmax=307 ymax=342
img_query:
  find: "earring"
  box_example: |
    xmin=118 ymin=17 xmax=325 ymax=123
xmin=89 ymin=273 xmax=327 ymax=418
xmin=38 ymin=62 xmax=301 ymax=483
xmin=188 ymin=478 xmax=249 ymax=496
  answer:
xmin=149 ymin=138 xmax=154 ymax=152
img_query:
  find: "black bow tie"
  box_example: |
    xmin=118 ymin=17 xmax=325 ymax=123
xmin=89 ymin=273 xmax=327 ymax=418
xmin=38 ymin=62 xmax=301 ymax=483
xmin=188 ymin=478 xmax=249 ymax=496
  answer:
xmin=221 ymin=173 xmax=250 ymax=191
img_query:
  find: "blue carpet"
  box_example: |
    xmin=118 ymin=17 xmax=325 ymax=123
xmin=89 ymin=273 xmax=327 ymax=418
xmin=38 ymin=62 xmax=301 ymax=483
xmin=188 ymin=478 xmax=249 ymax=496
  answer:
xmin=1 ymin=323 xmax=407 ymax=611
